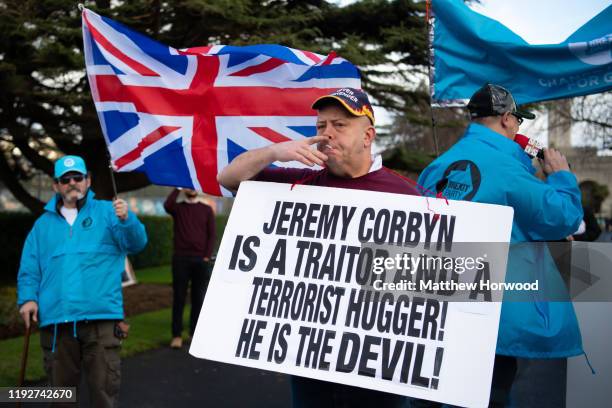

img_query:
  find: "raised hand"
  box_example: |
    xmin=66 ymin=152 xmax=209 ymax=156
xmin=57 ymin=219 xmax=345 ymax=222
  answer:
xmin=270 ymin=135 xmax=329 ymax=166
xmin=539 ymin=148 xmax=570 ymax=175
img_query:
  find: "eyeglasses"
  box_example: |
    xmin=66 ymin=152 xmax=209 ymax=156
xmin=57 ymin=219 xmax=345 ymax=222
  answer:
xmin=57 ymin=174 xmax=85 ymax=185
xmin=511 ymin=113 xmax=524 ymax=125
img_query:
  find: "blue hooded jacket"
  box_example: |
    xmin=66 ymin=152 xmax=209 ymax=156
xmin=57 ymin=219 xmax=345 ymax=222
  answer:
xmin=17 ymin=190 xmax=147 ymax=328
xmin=418 ymin=124 xmax=583 ymax=358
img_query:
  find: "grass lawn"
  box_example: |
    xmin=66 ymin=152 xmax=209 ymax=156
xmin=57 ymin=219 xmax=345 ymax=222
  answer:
xmin=0 ymin=306 xmax=193 ymax=386
xmin=134 ymin=264 xmax=172 ymax=285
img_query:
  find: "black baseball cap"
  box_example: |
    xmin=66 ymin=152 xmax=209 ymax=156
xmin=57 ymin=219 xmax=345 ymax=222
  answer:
xmin=312 ymin=88 xmax=375 ymax=125
xmin=467 ymin=84 xmax=535 ymax=120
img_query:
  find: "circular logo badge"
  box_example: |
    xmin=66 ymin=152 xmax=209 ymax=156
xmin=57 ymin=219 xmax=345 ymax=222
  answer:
xmin=436 ymin=160 xmax=482 ymax=201
xmin=82 ymin=216 xmax=93 ymax=229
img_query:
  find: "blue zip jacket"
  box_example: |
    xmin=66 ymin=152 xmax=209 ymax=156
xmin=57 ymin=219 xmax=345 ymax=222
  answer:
xmin=17 ymin=190 xmax=148 ymax=327
xmin=418 ymin=124 xmax=584 ymax=358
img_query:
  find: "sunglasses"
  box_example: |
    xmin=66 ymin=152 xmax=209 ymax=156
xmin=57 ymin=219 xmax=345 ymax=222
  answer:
xmin=57 ymin=174 xmax=85 ymax=185
xmin=511 ymin=113 xmax=524 ymax=125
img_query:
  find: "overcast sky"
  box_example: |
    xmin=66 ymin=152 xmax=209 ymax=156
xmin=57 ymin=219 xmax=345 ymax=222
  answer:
xmin=469 ymin=0 xmax=609 ymax=45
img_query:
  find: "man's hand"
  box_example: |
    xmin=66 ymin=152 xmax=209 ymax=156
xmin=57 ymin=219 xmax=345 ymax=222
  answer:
xmin=539 ymin=148 xmax=570 ymax=175
xmin=19 ymin=301 xmax=38 ymax=329
xmin=217 ymin=135 xmax=329 ymax=192
xmin=115 ymin=321 xmax=130 ymax=340
xmin=270 ymin=136 xmax=329 ymax=167
xmin=113 ymin=198 xmax=129 ymax=221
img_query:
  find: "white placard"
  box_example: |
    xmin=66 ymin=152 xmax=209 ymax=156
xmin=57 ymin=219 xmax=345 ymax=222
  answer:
xmin=191 ymin=181 xmax=513 ymax=407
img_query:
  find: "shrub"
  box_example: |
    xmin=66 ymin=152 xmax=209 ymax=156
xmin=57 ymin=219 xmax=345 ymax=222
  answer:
xmin=130 ymin=216 xmax=173 ymax=269
xmin=0 ymin=213 xmax=36 ymax=284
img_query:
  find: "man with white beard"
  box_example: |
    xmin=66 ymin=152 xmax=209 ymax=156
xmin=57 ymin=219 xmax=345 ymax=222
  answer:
xmin=17 ymin=155 xmax=147 ymax=407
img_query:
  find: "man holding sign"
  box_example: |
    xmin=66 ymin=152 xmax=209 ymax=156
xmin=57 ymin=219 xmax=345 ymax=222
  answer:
xmin=218 ymin=88 xmax=420 ymax=406
xmin=198 ymin=180 xmax=513 ymax=407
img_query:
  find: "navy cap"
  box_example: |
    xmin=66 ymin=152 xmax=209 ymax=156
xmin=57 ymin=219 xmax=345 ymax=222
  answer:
xmin=312 ymin=88 xmax=375 ymax=125
xmin=467 ymin=84 xmax=535 ymax=120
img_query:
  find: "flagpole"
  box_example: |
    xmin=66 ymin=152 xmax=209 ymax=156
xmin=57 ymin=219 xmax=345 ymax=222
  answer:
xmin=107 ymin=153 xmax=119 ymax=200
xmin=80 ymin=2 xmax=117 ymax=199
xmin=425 ymin=0 xmax=440 ymax=157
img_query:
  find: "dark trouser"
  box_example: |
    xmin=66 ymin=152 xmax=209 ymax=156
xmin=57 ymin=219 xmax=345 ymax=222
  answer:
xmin=291 ymin=376 xmax=407 ymax=408
xmin=409 ymin=355 xmax=518 ymax=408
xmin=40 ymin=320 xmax=121 ymax=408
xmin=172 ymin=255 xmax=211 ymax=337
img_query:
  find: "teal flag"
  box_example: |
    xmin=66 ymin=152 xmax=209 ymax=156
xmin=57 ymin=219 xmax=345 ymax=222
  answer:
xmin=431 ymin=0 xmax=612 ymax=105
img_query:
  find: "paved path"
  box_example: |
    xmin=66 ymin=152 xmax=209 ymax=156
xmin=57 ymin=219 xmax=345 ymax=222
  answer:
xmin=22 ymin=344 xmax=571 ymax=407
xmin=114 ymin=347 xmax=567 ymax=407
xmin=118 ymin=346 xmax=290 ymax=407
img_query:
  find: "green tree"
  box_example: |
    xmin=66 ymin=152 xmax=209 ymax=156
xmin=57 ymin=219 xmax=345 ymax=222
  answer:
xmin=0 ymin=0 xmax=429 ymax=213
xmin=580 ymin=180 xmax=609 ymax=213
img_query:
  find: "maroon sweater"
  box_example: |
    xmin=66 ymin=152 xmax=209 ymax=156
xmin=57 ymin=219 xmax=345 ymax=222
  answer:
xmin=164 ymin=189 xmax=216 ymax=258
xmin=255 ymin=167 xmax=421 ymax=196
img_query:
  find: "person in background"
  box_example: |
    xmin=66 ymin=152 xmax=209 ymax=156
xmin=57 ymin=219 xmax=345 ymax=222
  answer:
xmin=164 ymin=188 xmax=216 ymax=349
xmin=571 ymin=206 xmax=601 ymax=242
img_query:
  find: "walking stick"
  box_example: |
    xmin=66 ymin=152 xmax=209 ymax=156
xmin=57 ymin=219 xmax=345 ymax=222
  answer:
xmin=18 ymin=324 xmax=31 ymax=387
xmin=16 ymin=324 xmax=31 ymax=408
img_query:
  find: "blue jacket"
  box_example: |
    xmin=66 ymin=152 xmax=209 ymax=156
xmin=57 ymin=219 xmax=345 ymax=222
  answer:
xmin=17 ymin=190 xmax=147 ymax=328
xmin=418 ymin=124 xmax=583 ymax=358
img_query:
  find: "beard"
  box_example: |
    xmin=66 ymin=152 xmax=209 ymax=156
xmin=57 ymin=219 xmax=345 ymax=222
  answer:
xmin=62 ymin=188 xmax=86 ymax=203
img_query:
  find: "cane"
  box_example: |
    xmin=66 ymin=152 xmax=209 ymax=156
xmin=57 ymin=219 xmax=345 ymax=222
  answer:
xmin=15 ymin=324 xmax=31 ymax=408
xmin=18 ymin=324 xmax=31 ymax=387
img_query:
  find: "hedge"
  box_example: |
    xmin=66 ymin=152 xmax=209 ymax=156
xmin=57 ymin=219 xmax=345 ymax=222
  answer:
xmin=0 ymin=213 xmax=229 ymax=284
xmin=0 ymin=213 xmax=36 ymax=284
xmin=129 ymin=216 xmax=173 ymax=269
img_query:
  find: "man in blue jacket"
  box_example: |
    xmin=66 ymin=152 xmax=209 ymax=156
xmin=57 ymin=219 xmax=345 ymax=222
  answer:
xmin=417 ymin=84 xmax=583 ymax=407
xmin=17 ymin=155 xmax=147 ymax=407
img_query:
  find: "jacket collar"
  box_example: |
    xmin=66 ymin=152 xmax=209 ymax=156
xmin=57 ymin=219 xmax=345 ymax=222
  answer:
xmin=45 ymin=189 xmax=95 ymax=213
xmin=463 ymin=124 xmax=536 ymax=173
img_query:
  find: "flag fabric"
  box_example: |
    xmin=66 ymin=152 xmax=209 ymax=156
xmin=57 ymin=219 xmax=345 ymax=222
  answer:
xmin=430 ymin=0 xmax=612 ymax=106
xmin=81 ymin=8 xmax=361 ymax=196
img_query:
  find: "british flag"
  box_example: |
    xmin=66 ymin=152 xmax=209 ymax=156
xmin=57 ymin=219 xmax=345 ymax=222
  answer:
xmin=81 ymin=8 xmax=361 ymax=196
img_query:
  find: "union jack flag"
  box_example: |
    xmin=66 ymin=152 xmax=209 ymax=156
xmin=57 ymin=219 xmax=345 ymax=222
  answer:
xmin=81 ymin=8 xmax=361 ymax=196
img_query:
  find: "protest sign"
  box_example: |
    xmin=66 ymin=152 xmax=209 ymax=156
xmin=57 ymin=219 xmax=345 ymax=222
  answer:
xmin=191 ymin=181 xmax=513 ymax=407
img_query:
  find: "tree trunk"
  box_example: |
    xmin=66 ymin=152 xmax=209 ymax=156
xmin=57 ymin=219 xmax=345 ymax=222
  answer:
xmin=0 ymin=154 xmax=44 ymax=214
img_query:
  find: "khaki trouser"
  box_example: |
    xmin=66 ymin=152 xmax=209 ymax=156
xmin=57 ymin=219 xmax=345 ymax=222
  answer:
xmin=40 ymin=320 xmax=121 ymax=408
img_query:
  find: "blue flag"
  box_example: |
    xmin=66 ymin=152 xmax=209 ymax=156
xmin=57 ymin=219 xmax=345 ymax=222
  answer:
xmin=431 ymin=0 xmax=612 ymax=105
